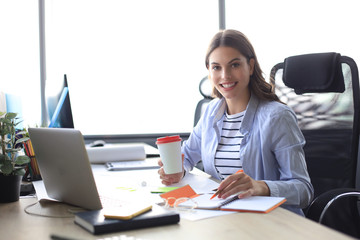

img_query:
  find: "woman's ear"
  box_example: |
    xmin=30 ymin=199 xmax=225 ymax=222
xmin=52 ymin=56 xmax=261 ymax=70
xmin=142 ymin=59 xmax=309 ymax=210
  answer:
xmin=249 ymin=58 xmax=255 ymax=75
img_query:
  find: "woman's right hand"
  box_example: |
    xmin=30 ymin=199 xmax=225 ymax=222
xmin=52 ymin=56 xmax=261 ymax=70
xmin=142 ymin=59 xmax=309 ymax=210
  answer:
xmin=157 ymin=154 xmax=184 ymax=185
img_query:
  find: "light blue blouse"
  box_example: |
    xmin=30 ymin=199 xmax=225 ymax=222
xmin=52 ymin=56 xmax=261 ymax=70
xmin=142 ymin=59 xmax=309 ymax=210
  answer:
xmin=182 ymin=93 xmax=314 ymax=216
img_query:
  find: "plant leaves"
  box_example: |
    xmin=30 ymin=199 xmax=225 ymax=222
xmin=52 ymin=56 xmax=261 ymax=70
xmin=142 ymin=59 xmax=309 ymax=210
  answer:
xmin=15 ymin=137 xmax=30 ymax=145
xmin=3 ymin=119 xmax=12 ymax=124
xmin=0 ymin=111 xmax=28 ymax=175
xmin=14 ymin=168 xmax=26 ymax=176
xmin=14 ymin=120 xmax=24 ymax=127
xmin=16 ymin=130 xmax=28 ymax=136
xmin=0 ymin=160 xmax=13 ymax=175
xmin=0 ymin=154 xmax=10 ymax=162
xmin=15 ymin=155 xmax=30 ymax=165
xmin=0 ymin=118 xmax=11 ymax=123
xmin=7 ymin=149 xmax=19 ymax=153
xmin=5 ymin=112 xmax=17 ymax=120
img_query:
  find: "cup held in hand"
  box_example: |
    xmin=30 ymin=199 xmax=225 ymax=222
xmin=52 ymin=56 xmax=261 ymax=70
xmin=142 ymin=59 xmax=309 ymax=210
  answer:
xmin=156 ymin=135 xmax=182 ymax=174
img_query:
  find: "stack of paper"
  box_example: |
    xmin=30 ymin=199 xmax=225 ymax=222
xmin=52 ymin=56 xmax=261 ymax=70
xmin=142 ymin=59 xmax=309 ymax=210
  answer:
xmin=86 ymin=144 xmax=146 ymax=163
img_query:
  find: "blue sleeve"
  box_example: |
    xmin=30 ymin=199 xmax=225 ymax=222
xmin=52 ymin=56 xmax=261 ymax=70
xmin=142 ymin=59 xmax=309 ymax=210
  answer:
xmin=264 ymin=109 xmax=314 ymax=209
xmin=181 ymin=118 xmax=203 ymax=173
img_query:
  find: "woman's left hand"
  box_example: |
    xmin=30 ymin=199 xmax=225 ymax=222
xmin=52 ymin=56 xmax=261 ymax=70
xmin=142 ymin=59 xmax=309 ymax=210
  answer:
xmin=216 ymin=171 xmax=270 ymax=199
xmin=157 ymin=154 xmax=185 ymax=185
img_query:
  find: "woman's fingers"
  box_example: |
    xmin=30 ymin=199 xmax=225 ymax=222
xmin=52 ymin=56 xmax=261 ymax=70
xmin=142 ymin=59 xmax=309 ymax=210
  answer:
xmin=157 ymin=155 xmax=185 ymax=186
xmin=158 ymin=166 xmax=183 ymax=186
xmin=218 ymin=172 xmax=253 ymax=199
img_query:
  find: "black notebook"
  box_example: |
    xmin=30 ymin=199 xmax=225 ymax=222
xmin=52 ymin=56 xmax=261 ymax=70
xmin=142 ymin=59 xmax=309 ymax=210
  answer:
xmin=74 ymin=205 xmax=180 ymax=235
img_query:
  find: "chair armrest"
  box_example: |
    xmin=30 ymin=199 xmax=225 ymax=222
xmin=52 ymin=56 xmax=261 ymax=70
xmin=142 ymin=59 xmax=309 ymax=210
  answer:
xmin=319 ymin=191 xmax=360 ymax=223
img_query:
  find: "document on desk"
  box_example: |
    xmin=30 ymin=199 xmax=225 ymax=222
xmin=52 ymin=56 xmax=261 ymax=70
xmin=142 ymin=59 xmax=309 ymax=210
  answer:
xmin=171 ymin=170 xmax=220 ymax=194
xmin=105 ymin=158 xmax=159 ymax=171
xmin=161 ymin=185 xmax=286 ymax=213
xmin=86 ymin=144 xmax=146 ymax=163
xmin=183 ymin=194 xmax=286 ymax=213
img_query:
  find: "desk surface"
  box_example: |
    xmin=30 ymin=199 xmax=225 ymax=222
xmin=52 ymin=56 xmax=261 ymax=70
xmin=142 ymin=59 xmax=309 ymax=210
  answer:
xmin=0 ymin=197 xmax=355 ymax=240
xmin=0 ymin=165 xmax=356 ymax=240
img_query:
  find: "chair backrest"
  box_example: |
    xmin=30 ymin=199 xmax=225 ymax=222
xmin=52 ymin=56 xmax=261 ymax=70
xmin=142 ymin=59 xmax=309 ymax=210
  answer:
xmin=194 ymin=76 xmax=213 ymax=127
xmin=270 ymin=52 xmax=360 ymax=199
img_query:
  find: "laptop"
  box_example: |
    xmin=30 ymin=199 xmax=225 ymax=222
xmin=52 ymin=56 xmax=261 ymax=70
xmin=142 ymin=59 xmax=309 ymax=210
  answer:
xmin=29 ymin=127 xmax=103 ymax=210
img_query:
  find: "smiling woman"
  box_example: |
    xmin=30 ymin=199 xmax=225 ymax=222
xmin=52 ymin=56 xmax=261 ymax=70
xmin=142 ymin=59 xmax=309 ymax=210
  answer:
xmin=158 ymin=29 xmax=314 ymax=216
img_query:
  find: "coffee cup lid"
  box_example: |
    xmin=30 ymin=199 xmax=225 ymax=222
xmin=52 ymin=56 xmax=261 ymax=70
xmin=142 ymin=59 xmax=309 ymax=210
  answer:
xmin=156 ymin=135 xmax=182 ymax=144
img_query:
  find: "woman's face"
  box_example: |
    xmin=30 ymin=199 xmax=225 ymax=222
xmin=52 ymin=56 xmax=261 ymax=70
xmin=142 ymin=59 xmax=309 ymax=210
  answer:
xmin=208 ymin=46 xmax=254 ymax=102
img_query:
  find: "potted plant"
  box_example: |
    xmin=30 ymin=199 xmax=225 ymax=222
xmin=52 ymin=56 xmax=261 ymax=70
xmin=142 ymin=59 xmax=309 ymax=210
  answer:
xmin=0 ymin=112 xmax=31 ymax=203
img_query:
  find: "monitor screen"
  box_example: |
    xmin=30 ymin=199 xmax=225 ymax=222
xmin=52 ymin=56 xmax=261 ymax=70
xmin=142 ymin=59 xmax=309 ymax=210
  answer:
xmin=46 ymin=74 xmax=74 ymax=128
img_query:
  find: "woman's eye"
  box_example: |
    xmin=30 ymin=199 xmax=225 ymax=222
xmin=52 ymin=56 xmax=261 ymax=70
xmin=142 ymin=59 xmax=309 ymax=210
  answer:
xmin=212 ymin=65 xmax=220 ymax=71
xmin=232 ymin=63 xmax=240 ymax=68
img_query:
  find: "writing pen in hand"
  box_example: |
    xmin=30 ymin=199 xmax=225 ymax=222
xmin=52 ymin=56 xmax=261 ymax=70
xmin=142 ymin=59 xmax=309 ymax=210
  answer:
xmin=210 ymin=169 xmax=244 ymax=200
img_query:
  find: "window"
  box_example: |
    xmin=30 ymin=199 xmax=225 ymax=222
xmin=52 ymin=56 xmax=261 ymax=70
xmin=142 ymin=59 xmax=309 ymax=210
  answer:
xmin=0 ymin=1 xmax=40 ymax=128
xmin=226 ymin=0 xmax=360 ymax=82
xmin=46 ymin=0 xmax=219 ymax=135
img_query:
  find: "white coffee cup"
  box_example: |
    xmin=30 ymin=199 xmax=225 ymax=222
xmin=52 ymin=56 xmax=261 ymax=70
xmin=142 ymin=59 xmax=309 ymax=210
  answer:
xmin=156 ymin=135 xmax=182 ymax=174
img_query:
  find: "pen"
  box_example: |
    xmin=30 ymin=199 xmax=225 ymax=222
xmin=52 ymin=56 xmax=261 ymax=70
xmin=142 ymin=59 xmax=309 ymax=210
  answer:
xmin=210 ymin=169 xmax=244 ymax=200
xmin=50 ymin=234 xmax=83 ymax=240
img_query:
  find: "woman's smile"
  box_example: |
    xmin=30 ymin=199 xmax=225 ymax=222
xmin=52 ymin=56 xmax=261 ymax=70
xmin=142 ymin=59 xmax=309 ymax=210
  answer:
xmin=220 ymin=81 xmax=238 ymax=90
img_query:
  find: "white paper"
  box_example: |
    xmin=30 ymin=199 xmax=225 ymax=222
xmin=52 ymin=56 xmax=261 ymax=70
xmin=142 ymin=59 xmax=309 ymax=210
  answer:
xmin=177 ymin=208 xmax=235 ymax=221
xmin=222 ymin=196 xmax=286 ymax=212
xmin=106 ymin=158 xmax=160 ymax=171
xmin=86 ymin=143 xmax=146 ymax=163
xmin=171 ymin=170 xmax=220 ymax=194
xmin=33 ymin=165 xmax=236 ymax=221
xmin=179 ymin=193 xmax=286 ymax=212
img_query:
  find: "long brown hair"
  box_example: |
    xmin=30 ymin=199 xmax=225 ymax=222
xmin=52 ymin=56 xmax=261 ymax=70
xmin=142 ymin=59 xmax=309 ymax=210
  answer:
xmin=205 ymin=29 xmax=282 ymax=103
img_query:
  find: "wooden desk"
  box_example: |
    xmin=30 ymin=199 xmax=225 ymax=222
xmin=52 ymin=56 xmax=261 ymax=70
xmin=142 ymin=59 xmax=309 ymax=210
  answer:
xmin=0 ymin=196 xmax=355 ymax=240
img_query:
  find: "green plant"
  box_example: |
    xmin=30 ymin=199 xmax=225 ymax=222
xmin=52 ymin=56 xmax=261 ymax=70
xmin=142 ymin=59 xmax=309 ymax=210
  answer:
xmin=0 ymin=112 xmax=30 ymax=176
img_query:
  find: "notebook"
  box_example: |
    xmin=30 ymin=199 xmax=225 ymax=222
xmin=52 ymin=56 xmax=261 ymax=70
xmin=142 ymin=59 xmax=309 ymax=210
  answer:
xmin=161 ymin=185 xmax=286 ymax=213
xmin=74 ymin=205 xmax=180 ymax=235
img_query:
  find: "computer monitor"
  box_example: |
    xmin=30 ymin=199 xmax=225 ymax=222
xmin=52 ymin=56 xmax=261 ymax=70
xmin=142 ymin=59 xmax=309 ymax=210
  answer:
xmin=46 ymin=74 xmax=74 ymax=128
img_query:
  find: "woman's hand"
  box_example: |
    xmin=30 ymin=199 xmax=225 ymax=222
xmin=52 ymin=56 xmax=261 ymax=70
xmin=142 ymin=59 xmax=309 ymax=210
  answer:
xmin=217 ymin=171 xmax=270 ymax=199
xmin=157 ymin=154 xmax=185 ymax=185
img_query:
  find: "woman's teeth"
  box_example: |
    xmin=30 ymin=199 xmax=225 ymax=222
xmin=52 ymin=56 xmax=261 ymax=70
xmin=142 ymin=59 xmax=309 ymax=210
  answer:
xmin=221 ymin=82 xmax=236 ymax=88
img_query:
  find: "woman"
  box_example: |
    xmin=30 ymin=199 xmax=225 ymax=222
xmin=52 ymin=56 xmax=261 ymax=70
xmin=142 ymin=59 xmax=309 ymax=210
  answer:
xmin=158 ymin=29 xmax=313 ymax=216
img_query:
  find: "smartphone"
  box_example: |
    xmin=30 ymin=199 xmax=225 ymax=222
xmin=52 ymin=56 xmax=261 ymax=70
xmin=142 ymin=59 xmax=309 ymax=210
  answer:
xmin=103 ymin=203 xmax=153 ymax=220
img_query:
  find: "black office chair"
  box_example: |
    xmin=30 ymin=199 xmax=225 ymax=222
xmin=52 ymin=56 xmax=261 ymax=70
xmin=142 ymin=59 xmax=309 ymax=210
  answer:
xmin=306 ymin=188 xmax=360 ymax=238
xmin=193 ymin=76 xmax=213 ymax=171
xmin=270 ymin=52 xmax=360 ymax=237
xmin=194 ymin=76 xmax=213 ymax=127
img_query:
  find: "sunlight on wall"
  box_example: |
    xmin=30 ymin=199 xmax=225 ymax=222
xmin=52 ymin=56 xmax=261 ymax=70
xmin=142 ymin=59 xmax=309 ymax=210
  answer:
xmin=46 ymin=0 xmax=218 ymax=134
xmin=0 ymin=1 xmax=41 ymax=128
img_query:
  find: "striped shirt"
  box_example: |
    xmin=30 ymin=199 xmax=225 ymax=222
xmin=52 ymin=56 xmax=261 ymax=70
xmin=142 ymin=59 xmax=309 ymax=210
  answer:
xmin=215 ymin=111 xmax=245 ymax=180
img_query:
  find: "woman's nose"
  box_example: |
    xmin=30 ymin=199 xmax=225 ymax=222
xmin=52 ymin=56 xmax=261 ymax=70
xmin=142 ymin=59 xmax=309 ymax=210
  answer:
xmin=221 ymin=68 xmax=231 ymax=80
